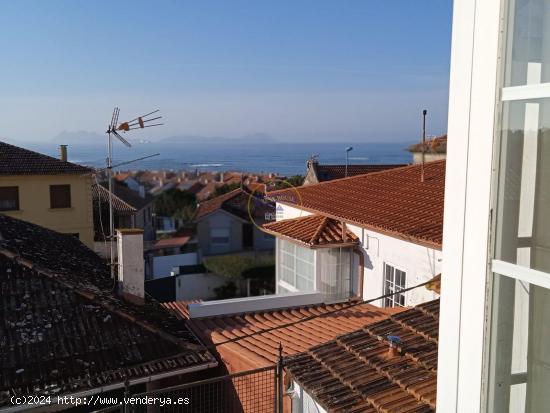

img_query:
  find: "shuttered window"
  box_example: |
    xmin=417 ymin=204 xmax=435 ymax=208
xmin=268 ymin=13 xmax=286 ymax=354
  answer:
xmin=50 ymin=185 xmax=71 ymax=208
xmin=0 ymin=187 xmax=19 ymax=211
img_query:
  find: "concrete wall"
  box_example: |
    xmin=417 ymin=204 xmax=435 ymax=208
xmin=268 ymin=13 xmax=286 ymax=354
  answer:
xmin=175 ymin=272 xmax=227 ymax=301
xmin=254 ymin=226 xmax=275 ymax=250
xmin=278 ymin=204 xmax=441 ymax=307
xmin=291 ymin=381 xmax=327 ymax=413
xmin=153 ymin=252 xmax=199 ymax=278
xmin=0 ymin=174 xmax=94 ymax=248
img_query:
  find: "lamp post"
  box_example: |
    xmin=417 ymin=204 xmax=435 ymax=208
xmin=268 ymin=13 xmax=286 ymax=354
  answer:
xmin=345 ymin=146 xmax=353 ymax=177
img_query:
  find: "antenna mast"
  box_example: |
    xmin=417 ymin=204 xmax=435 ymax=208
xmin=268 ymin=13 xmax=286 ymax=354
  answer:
xmin=105 ymin=108 xmax=163 ymax=282
xmin=421 ymin=109 xmax=427 ymax=183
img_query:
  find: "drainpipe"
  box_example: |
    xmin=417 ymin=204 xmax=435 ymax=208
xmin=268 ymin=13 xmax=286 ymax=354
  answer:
xmin=353 ymin=246 xmax=365 ymax=298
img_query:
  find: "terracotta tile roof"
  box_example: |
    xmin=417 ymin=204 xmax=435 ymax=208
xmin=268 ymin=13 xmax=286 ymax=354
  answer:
xmin=180 ymin=301 xmax=402 ymax=368
xmin=162 ymin=300 xmax=202 ymax=320
xmin=285 ymin=299 xmax=439 ymax=413
xmin=313 ymin=164 xmax=406 ymax=182
xmin=269 ymin=161 xmax=445 ymax=248
xmin=195 ymin=188 xmax=274 ymax=222
xmin=92 ymin=183 xmax=137 ymax=214
xmin=0 ymin=141 xmax=92 ymax=175
xmin=153 ymin=236 xmax=192 ymax=250
xmin=0 ymin=214 xmax=216 ymax=405
xmin=408 ymin=135 xmax=447 ymax=154
xmin=263 ymin=214 xmax=359 ymax=248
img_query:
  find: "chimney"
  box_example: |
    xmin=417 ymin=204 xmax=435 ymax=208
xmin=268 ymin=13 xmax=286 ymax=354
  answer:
xmin=138 ymin=185 xmax=146 ymax=199
xmin=219 ymin=172 xmax=224 ymax=183
xmin=116 ymin=228 xmax=145 ymax=302
xmin=59 ymin=145 xmax=68 ymax=162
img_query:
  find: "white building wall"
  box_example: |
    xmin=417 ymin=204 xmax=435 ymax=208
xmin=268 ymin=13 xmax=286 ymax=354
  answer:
xmin=152 ymin=252 xmax=199 ymax=279
xmin=175 ymin=273 xmax=227 ymax=301
xmin=291 ymin=381 xmax=328 ymax=413
xmin=278 ymin=204 xmax=441 ymax=307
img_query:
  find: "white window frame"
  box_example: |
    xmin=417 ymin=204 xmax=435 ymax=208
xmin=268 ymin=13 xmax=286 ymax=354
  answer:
xmin=437 ymin=0 xmax=503 ymax=411
xmin=383 ymin=262 xmax=407 ymax=307
xmin=276 ymin=239 xmax=315 ymax=293
xmin=439 ymin=0 xmax=550 ymax=411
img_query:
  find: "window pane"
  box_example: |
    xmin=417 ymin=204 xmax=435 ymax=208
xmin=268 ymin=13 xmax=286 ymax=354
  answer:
xmin=494 ymin=98 xmax=550 ymax=274
xmin=0 ymin=186 xmax=19 ymax=211
xmin=50 ymin=185 xmax=71 ymax=208
xmin=487 ymin=273 xmax=550 ymax=412
xmin=504 ymin=0 xmax=550 ymax=87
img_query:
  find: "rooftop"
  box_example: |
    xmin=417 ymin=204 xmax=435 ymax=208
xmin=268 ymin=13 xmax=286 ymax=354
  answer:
xmin=0 ymin=141 xmax=92 ymax=175
xmin=0 ymin=214 xmax=216 ymax=405
xmin=269 ymin=160 xmax=445 ymax=248
xmin=92 ymin=183 xmax=137 ymax=214
xmin=195 ymin=188 xmax=273 ymax=222
xmin=153 ymin=235 xmax=192 ymax=250
xmin=407 ymin=135 xmax=447 ymax=154
xmin=263 ymin=214 xmax=359 ymax=248
xmin=311 ymin=163 xmax=406 ymax=182
xmin=165 ymin=300 xmax=401 ymax=368
xmin=285 ymin=299 xmax=439 ymax=412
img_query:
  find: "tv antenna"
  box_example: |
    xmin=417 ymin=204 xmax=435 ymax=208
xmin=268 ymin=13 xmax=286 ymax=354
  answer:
xmin=105 ymin=107 xmax=163 ymax=281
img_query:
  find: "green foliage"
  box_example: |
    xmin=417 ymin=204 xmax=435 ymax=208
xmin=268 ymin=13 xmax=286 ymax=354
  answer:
xmin=154 ymin=189 xmax=196 ymax=217
xmin=209 ymin=183 xmax=241 ymax=199
xmin=272 ymin=175 xmax=304 ymax=190
xmin=213 ymin=281 xmax=238 ymax=300
xmin=203 ymin=254 xmax=275 ymax=280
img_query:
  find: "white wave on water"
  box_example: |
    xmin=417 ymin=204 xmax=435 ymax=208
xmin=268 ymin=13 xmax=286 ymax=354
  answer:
xmin=348 ymin=156 xmax=370 ymax=160
xmin=190 ymin=163 xmax=224 ymax=167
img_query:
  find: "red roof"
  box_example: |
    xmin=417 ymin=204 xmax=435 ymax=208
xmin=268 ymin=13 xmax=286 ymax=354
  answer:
xmin=177 ymin=301 xmax=402 ymax=369
xmin=263 ymin=214 xmax=359 ymax=247
xmin=268 ymin=160 xmax=445 ymax=248
xmin=286 ymin=299 xmax=440 ymax=412
xmin=153 ymin=236 xmax=191 ymax=249
xmin=195 ymin=189 xmax=245 ymax=220
xmin=312 ymin=163 xmax=406 ymax=182
xmin=408 ymin=135 xmax=447 ymax=154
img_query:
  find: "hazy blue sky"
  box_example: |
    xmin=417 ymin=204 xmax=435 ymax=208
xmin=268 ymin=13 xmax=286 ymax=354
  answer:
xmin=0 ymin=1 xmax=452 ymax=143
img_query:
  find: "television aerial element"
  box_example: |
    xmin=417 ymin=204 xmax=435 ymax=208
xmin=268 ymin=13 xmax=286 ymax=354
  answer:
xmin=104 ymin=107 xmax=163 ymax=281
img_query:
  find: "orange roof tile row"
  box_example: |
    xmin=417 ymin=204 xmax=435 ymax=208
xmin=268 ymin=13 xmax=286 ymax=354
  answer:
xmin=153 ymin=236 xmax=192 ymax=249
xmin=263 ymin=214 xmax=359 ymax=247
xmin=180 ymin=302 xmax=402 ymax=367
xmin=268 ymin=160 xmax=445 ymax=248
xmin=286 ymin=299 xmax=440 ymax=413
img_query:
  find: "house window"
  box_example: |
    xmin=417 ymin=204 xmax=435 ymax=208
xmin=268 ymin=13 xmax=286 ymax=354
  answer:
xmin=317 ymin=247 xmax=353 ymax=301
xmin=485 ymin=1 xmax=550 ymax=411
xmin=383 ymin=263 xmax=406 ymax=307
xmin=278 ymin=239 xmax=315 ymax=292
xmin=0 ymin=186 xmax=19 ymax=211
xmin=210 ymin=228 xmax=230 ymax=245
xmin=50 ymin=185 xmax=71 ymax=208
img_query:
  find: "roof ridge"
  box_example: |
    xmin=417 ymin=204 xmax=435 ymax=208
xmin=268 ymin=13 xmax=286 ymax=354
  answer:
xmin=310 ymin=216 xmax=329 ymax=245
xmin=93 ymin=183 xmax=137 ymax=212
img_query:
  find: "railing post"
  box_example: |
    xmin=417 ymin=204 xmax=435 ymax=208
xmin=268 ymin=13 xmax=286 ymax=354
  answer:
xmin=277 ymin=343 xmax=284 ymax=413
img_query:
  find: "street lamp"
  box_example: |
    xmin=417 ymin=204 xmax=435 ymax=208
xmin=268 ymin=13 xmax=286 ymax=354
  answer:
xmin=345 ymin=146 xmax=353 ymax=177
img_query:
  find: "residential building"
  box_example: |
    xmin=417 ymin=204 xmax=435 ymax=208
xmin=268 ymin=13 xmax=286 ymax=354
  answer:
xmin=437 ymin=0 xmax=550 ymax=411
xmin=0 ymin=142 xmax=94 ymax=248
xmin=0 ymin=213 xmax=217 ymax=410
xmin=195 ymin=188 xmax=275 ymax=257
xmin=267 ymin=161 xmax=444 ymax=307
xmin=303 ymin=158 xmax=406 ymax=185
xmin=407 ymin=134 xmax=447 ymax=164
xmin=92 ymin=181 xmax=155 ymax=242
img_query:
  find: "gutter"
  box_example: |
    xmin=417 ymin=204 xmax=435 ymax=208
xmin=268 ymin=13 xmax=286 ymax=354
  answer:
xmin=0 ymin=361 xmax=218 ymax=413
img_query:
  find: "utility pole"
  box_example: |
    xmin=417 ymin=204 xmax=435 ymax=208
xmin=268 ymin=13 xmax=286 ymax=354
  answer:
xmin=421 ymin=109 xmax=427 ymax=183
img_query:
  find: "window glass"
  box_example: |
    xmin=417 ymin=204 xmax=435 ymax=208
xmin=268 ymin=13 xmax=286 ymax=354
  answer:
xmin=494 ymin=99 xmax=550 ymax=274
xmin=504 ymin=0 xmax=550 ymax=87
xmin=0 ymin=186 xmax=19 ymax=211
xmin=50 ymin=185 xmax=71 ymax=209
xmin=383 ymin=263 xmax=406 ymax=307
xmin=210 ymin=228 xmax=230 ymax=244
xmin=276 ymin=240 xmax=315 ymax=292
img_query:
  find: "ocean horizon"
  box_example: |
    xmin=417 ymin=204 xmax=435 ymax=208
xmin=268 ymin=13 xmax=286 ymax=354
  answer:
xmin=24 ymin=140 xmax=415 ymax=176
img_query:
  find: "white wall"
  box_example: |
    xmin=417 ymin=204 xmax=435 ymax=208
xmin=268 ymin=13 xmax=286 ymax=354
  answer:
xmin=153 ymin=252 xmax=199 ymax=279
xmin=175 ymin=273 xmax=227 ymax=301
xmin=291 ymin=381 xmax=328 ymax=413
xmin=278 ymin=204 xmax=441 ymax=307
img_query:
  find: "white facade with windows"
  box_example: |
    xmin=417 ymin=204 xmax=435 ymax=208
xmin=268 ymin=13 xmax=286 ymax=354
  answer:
xmin=276 ymin=204 xmax=441 ymax=306
xmin=438 ymin=0 xmax=550 ymax=411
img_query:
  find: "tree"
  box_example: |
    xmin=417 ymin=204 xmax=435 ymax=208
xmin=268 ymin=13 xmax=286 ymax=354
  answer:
xmin=154 ymin=189 xmax=196 ymax=217
xmin=272 ymin=175 xmax=304 ymax=190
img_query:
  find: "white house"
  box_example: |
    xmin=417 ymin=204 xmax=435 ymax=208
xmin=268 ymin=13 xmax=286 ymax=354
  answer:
xmin=265 ymin=160 xmax=444 ymax=308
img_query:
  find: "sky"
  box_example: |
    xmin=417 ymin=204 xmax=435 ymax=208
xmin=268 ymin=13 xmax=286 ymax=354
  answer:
xmin=0 ymin=1 xmax=452 ymax=143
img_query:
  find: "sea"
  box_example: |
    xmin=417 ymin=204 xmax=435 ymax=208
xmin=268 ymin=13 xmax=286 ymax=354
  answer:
xmin=26 ymin=141 xmax=414 ymax=176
